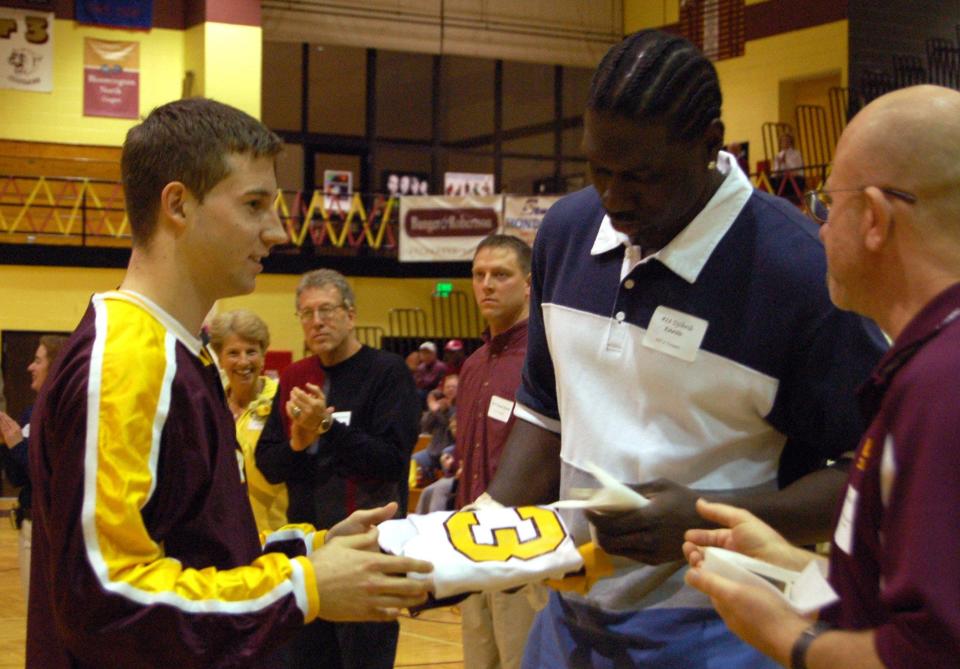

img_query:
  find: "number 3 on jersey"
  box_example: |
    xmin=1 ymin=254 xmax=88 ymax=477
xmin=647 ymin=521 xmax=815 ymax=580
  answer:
xmin=446 ymin=506 xmax=568 ymax=562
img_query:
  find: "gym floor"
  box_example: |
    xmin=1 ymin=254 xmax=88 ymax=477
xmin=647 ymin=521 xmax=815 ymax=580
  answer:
xmin=0 ymin=507 xmax=464 ymax=669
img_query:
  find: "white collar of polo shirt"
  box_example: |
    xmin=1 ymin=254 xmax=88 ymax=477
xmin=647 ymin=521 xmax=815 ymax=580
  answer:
xmin=590 ymin=150 xmax=754 ymax=284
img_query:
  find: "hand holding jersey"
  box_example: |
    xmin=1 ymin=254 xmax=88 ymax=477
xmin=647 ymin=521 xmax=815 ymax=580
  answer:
xmin=311 ymin=503 xmax=433 ymax=620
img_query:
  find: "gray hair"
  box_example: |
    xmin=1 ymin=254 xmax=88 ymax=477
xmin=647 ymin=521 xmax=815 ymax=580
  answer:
xmin=208 ymin=309 xmax=271 ymax=354
xmin=296 ymin=268 xmax=356 ymax=311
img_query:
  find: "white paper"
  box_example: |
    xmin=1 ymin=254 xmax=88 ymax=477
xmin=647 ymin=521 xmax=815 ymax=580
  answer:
xmin=701 ymin=547 xmax=838 ymax=615
xmin=549 ymin=461 xmax=651 ymax=511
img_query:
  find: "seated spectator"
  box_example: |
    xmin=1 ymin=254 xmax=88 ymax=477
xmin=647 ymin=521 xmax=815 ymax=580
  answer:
xmin=772 ymin=132 xmax=805 ymax=202
xmin=413 ymin=341 xmax=448 ymax=404
xmin=443 ymin=339 xmax=465 ymax=374
xmin=413 ymin=374 xmax=458 ymax=482
xmin=414 ymin=444 xmax=458 ymax=514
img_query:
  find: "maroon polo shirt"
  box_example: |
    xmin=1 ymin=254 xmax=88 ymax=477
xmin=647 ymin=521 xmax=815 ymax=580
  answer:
xmin=455 ymin=319 xmax=528 ymax=508
xmin=822 ymin=282 xmax=960 ymax=666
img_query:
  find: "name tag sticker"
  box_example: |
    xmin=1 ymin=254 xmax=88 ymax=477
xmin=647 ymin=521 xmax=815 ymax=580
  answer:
xmin=332 ymin=411 xmax=352 ymax=426
xmin=641 ymin=306 xmax=709 ymax=362
xmin=833 ymin=485 xmax=858 ymax=555
xmin=487 ymin=395 xmax=514 ymax=423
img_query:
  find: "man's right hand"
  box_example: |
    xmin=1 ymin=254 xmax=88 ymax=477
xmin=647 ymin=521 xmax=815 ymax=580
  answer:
xmin=310 ymin=529 xmax=433 ymax=621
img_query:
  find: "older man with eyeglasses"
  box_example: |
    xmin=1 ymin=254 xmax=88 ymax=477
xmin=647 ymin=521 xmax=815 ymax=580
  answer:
xmin=256 ymin=268 xmax=421 ymax=669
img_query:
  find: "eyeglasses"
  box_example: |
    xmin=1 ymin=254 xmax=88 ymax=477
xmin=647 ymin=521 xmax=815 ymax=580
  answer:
xmin=804 ymin=187 xmax=917 ymax=225
xmin=297 ymin=303 xmax=346 ymax=323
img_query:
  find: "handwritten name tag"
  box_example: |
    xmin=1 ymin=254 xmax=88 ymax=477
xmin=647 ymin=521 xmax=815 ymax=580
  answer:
xmin=487 ymin=395 xmax=514 ymax=423
xmin=641 ymin=306 xmax=708 ymax=362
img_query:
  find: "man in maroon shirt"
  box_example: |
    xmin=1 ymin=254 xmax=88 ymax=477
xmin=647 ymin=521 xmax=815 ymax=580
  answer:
xmin=26 ymin=98 xmax=431 ymax=669
xmin=682 ymin=85 xmax=960 ymax=668
xmin=454 ymin=234 xmax=543 ymax=669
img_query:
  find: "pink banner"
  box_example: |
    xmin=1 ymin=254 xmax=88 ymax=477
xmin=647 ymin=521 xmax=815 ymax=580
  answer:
xmin=83 ymin=38 xmax=139 ymax=119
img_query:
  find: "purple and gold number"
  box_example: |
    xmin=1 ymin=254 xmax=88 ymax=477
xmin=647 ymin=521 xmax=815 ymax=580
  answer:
xmin=24 ymin=16 xmax=49 ymax=44
xmin=446 ymin=506 xmax=566 ymax=562
xmin=0 ymin=18 xmax=16 ymax=39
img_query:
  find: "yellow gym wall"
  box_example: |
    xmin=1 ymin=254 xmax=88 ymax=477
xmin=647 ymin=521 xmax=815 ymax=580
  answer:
xmin=184 ymin=22 xmax=263 ymax=116
xmin=0 ymin=19 xmax=262 ymax=147
xmin=622 ymin=1 xmax=847 ymax=172
xmin=0 ymin=265 xmax=473 ymax=361
xmin=0 ymin=19 xmax=184 ymax=145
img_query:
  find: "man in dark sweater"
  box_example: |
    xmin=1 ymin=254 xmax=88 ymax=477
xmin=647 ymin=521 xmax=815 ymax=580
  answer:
xmin=257 ymin=268 xmax=421 ymax=669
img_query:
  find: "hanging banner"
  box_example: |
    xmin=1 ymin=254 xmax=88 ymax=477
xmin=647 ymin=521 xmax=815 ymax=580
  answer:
xmin=76 ymin=0 xmax=153 ymax=30
xmin=444 ymin=172 xmax=495 ymax=197
xmin=502 ymin=195 xmax=561 ymax=247
xmin=400 ymin=195 xmax=502 ymax=262
xmin=84 ymin=38 xmax=139 ymax=119
xmin=0 ymin=9 xmax=54 ymax=92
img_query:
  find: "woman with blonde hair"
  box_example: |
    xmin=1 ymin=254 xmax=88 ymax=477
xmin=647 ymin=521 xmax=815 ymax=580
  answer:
xmin=209 ymin=309 xmax=288 ymax=533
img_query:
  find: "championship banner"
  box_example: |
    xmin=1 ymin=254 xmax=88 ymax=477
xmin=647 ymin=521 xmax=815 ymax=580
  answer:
xmin=0 ymin=9 xmax=53 ymax=92
xmin=400 ymin=195 xmax=502 ymax=262
xmin=76 ymin=0 xmax=153 ymax=30
xmin=84 ymin=38 xmax=139 ymax=119
xmin=502 ymin=195 xmax=561 ymax=247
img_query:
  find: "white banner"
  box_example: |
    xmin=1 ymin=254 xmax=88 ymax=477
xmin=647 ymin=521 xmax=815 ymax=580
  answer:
xmin=400 ymin=195 xmax=502 ymax=262
xmin=502 ymin=195 xmax=561 ymax=247
xmin=444 ymin=172 xmax=494 ymax=197
xmin=0 ymin=9 xmax=54 ymax=92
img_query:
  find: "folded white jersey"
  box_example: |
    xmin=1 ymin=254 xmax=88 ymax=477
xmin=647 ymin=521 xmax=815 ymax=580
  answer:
xmin=378 ymin=506 xmax=584 ymax=599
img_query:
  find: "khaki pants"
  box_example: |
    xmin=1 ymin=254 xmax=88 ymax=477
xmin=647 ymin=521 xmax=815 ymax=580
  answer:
xmin=18 ymin=519 xmax=31 ymax=598
xmin=461 ymin=584 xmax=548 ymax=669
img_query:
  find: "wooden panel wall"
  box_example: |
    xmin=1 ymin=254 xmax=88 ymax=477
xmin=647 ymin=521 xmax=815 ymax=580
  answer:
xmin=0 ymin=140 xmax=121 ymax=181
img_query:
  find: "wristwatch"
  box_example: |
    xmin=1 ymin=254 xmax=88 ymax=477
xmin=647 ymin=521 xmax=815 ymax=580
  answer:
xmin=317 ymin=413 xmax=334 ymax=435
xmin=790 ymin=621 xmax=831 ymax=669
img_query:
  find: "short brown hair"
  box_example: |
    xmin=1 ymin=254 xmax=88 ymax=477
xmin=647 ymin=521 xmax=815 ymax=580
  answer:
xmin=208 ymin=309 xmax=271 ymax=355
xmin=121 ymin=98 xmax=282 ymax=245
xmin=474 ymin=234 xmax=532 ymax=275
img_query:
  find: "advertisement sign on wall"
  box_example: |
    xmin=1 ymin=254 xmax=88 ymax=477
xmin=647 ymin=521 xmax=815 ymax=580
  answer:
xmin=83 ymin=38 xmax=139 ymax=119
xmin=502 ymin=195 xmax=561 ymax=246
xmin=399 ymin=195 xmax=502 ymax=262
xmin=0 ymin=9 xmax=54 ymax=92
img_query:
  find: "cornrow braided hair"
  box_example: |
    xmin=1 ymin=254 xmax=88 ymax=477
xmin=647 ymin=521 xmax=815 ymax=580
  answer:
xmin=588 ymin=30 xmax=722 ymax=141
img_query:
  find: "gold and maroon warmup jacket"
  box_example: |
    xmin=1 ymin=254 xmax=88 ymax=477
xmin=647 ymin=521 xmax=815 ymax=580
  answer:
xmin=27 ymin=291 xmax=323 ymax=668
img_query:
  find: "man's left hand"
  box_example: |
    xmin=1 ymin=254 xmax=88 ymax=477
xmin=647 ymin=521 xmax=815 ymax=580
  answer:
xmin=586 ymin=478 xmax=708 ymax=565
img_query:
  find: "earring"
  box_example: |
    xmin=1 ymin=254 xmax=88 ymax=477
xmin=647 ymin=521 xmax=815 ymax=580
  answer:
xmin=707 ymin=160 xmax=717 ymax=170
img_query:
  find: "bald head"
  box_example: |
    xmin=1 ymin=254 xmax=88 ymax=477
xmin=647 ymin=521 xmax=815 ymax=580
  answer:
xmin=839 ymin=85 xmax=960 ymax=220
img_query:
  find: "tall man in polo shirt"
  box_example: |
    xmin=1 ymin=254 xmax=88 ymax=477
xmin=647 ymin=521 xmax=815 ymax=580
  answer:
xmin=485 ymin=30 xmax=887 ymax=668
xmin=683 ymin=84 xmax=960 ymax=669
xmin=26 ymin=98 xmax=431 ymax=669
xmin=256 ymin=268 xmax=421 ymax=669
xmin=455 ymin=234 xmax=540 ymax=669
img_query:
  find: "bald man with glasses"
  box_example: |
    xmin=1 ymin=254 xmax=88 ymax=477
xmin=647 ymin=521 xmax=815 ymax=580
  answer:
xmin=685 ymin=84 xmax=960 ymax=669
xmin=257 ymin=268 xmax=421 ymax=669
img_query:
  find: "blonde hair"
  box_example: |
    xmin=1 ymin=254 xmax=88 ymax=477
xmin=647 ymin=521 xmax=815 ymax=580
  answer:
xmin=208 ymin=309 xmax=271 ymax=354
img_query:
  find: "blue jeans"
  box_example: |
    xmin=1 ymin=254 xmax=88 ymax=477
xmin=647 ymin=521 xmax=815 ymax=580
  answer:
xmin=522 ymin=590 xmax=780 ymax=669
